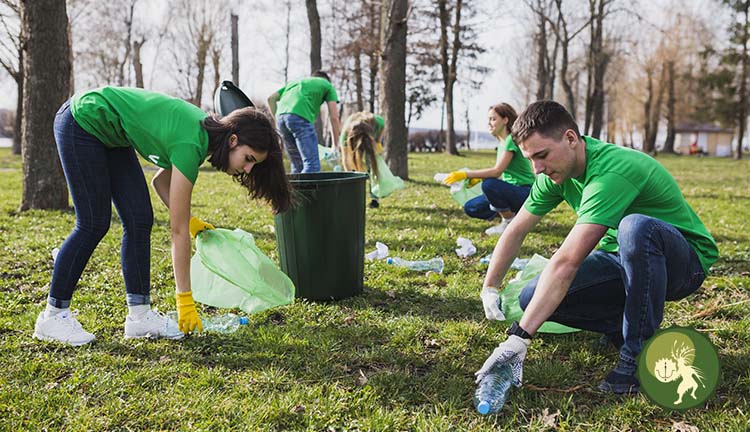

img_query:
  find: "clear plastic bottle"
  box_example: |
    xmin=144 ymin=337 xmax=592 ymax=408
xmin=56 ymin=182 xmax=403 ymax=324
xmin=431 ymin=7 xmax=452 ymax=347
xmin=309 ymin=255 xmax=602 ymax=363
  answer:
xmin=386 ymin=256 xmax=444 ymax=273
xmin=167 ymin=312 xmax=249 ymax=333
xmin=473 ymin=362 xmax=513 ymax=415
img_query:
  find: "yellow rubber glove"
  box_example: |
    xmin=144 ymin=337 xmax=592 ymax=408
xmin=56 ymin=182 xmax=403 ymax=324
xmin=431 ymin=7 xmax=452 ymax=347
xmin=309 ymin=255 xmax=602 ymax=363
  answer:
xmin=468 ymin=178 xmax=482 ymax=187
xmin=176 ymin=291 xmax=203 ymax=333
xmin=189 ymin=216 xmax=215 ymax=238
xmin=443 ymin=171 xmax=468 ymax=185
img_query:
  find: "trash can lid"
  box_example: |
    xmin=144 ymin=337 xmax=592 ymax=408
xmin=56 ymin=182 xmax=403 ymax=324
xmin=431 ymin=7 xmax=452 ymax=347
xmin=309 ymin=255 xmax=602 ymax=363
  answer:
xmin=214 ymin=80 xmax=254 ymax=117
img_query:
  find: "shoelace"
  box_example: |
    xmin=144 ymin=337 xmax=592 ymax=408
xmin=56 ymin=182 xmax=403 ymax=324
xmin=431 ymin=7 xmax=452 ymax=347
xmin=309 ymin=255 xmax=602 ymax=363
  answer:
xmin=57 ymin=310 xmax=84 ymax=331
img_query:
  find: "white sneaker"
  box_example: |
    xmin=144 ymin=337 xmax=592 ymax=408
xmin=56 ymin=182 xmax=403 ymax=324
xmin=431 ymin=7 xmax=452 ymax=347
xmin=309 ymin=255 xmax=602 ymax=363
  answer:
xmin=485 ymin=220 xmax=509 ymax=236
xmin=124 ymin=309 xmax=184 ymax=340
xmin=33 ymin=310 xmax=96 ymax=346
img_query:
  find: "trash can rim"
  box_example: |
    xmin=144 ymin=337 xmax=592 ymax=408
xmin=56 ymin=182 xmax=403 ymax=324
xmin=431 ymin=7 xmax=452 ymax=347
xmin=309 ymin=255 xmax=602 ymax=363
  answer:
xmin=287 ymin=172 xmax=369 ymax=184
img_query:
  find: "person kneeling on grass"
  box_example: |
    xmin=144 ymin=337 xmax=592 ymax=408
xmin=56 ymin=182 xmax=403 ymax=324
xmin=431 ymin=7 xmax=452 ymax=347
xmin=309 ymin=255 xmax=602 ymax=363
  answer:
xmin=475 ymin=100 xmax=717 ymax=394
xmin=33 ymin=86 xmax=291 ymax=346
xmin=340 ymin=111 xmax=384 ymax=208
xmin=442 ymin=103 xmax=534 ymax=236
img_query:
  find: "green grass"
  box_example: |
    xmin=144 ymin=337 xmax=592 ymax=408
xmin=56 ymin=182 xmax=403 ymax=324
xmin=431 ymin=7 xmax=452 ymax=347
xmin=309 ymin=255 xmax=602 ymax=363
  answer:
xmin=1 ymin=147 xmax=749 ymax=431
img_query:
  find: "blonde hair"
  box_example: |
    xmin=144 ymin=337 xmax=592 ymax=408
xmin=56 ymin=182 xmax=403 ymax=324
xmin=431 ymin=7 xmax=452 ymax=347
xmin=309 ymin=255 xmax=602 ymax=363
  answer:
xmin=342 ymin=111 xmax=379 ymax=178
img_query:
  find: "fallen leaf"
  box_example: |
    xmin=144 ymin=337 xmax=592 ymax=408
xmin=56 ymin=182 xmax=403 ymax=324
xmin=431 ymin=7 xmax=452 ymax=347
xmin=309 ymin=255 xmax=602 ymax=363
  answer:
xmin=672 ymin=421 xmax=699 ymax=432
xmin=539 ymin=408 xmax=560 ymax=429
xmin=291 ymin=404 xmax=306 ymax=414
xmin=343 ymin=314 xmax=356 ymax=325
xmin=159 ymin=355 xmax=171 ymax=363
xmin=386 ymin=290 xmax=397 ymax=298
xmin=355 ymin=369 xmax=368 ymax=386
xmin=424 ymin=338 xmax=440 ymax=349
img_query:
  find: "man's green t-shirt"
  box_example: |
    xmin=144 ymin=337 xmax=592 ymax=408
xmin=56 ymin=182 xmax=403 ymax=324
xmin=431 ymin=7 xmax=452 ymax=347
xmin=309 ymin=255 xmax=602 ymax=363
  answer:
xmin=339 ymin=115 xmax=385 ymax=146
xmin=276 ymin=77 xmax=339 ymax=124
xmin=497 ymin=135 xmax=534 ymax=186
xmin=71 ymin=87 xmax=209 ymax=184
xmin=523 ymin=136 xmax=718 ymax=272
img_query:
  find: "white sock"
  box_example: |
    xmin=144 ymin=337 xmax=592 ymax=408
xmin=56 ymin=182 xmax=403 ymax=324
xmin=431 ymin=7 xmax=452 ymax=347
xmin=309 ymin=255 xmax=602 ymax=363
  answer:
xmin=128 ymin=304 xmax=151 ymax=319
xmin=502 ymin=216 xmax=515 ymax=224
xmin=45 ymin=304 xmax=68 ymax=319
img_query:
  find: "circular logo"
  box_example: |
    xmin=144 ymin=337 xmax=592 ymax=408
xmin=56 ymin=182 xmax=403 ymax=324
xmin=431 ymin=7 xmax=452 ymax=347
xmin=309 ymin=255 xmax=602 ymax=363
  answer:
xmin=637 ymin=326 xmax=720 ymax=411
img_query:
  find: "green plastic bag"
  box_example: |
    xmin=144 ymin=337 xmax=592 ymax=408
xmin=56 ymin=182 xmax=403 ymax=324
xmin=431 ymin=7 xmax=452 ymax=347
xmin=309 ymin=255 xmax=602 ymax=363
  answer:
xmin=450 ymin=170 xmax=484 ymax=206
xmin=191 ymin=228 xmax=295 ymax=314
xmin=500 ymin=254 xmax=579 ymax=334
xmin=370 ymin=154 xmax=405 ymax=198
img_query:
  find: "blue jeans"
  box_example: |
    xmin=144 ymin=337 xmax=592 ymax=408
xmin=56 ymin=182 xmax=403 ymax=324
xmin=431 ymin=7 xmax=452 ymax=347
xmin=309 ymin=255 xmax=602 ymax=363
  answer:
xmin=49 ymin=100 xmax=153 ymax=308
xmin=518 ymin=214 xmax=706 ymax=375
xmin=464 ymin=179 xmax=531 ymax=220
xmin=277 ymin=113 xmax=320 ymax=173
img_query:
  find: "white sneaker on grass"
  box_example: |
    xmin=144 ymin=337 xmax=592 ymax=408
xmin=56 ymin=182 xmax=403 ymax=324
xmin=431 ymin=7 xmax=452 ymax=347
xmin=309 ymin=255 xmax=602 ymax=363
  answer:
xmin=124 ymin=309 xmax=184 ymax=340
xmin=33 ymin=310 xmax=96 ymax=346
xmin=485 ymin=219 xmax=510 ymax=236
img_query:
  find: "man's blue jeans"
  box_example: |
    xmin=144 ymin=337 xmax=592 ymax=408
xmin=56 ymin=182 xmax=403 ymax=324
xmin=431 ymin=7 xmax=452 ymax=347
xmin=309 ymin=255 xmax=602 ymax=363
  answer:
xmin=277 ymin=113 xmax=320 ymax=173
xmin=49 ymin=100 xmax=153 ymax=308
xmin=464 ymin=179 xmax=531 ymax=220
xmin=518 ymin=214 xmax=707 ymax=375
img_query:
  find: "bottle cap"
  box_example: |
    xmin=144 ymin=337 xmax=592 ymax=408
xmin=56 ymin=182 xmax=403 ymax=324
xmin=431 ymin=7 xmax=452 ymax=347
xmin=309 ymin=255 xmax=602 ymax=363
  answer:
xmin=386 ymin=257 xmax=394 ymax=264
xmin=477 ymin=401 xmax=490 ymax=415
xmin=239 ymin=317 xmax=249 ymax=325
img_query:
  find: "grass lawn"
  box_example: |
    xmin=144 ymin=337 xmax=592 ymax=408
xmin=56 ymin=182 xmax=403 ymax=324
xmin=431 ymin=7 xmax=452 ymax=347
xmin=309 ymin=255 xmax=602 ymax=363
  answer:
xmin=0 ymin=146 xmax=748 ymax=431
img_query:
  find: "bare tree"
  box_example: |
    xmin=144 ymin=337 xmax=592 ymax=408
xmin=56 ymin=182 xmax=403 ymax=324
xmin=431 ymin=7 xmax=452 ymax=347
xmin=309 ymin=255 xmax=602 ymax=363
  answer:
xmin=231 ymin=12 xmax=238 ymax=84
xmin=305 ymin=0 xmax=322 ymax=72
xmin=437 ymin=0 xmax=462 ymax=155
xmin=20 ymin=0 xmax=70 ymax=210
xmin=379 ymin=0 xmax=409 ymax=178
xmin=0 ymin=0 xmax=22 ymax=154
xmin=583 ymin=0 xmax=615 ymax=138
xmin=132 ymin=37 xmax=145 ymax=88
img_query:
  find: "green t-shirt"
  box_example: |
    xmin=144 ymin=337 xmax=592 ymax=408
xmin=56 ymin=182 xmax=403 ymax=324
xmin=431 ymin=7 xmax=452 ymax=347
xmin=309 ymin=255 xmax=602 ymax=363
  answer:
xmin=523 ymin=136 xmax=718 ymax=272
xmin=339 ymin=115 xmax=385 ymax=146
xmin=275 ymin=77 xmax=339 ymax=124
xmin=71 ymin=87 xmax=209 ymax=184
xmin=497 ymin=135 xmax=534 ymax=186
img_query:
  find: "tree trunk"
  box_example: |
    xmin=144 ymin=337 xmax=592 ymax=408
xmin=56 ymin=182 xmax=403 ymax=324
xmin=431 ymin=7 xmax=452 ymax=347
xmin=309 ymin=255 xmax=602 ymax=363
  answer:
xmin=133 ymin=38 xmax=145 ymax=88
xmin=438 ymin=0 xmax=461 ymax=155
xmin=231 ymin=13 xmax=239 ymax=84
xmin=12 ymin=43 xmax=23 ymax=155
xmin=643 ymin=67 xmax=653 ymax=153
xmin=194 ymin=28 xmax=211 ymax=106
xmin=306 ymin=0 xmax=322 ymax=72
xmin=117 ymin=0 xmax=136 ymax=87
xmin=379 ymin=0 xmax=408 ymax=179
xmin=354 ymin=49 xmax=364 ymax=111
xmin=663 ymin=60 xmax=676 ymax=153
xmin=368 ymin=0 xmax=380 ymax=112
xmin=20 ymin=0 xmax=70 ymax=211
xmin=737 ymin=3 xmax=749 ymax=160
xmin=535 ymin=11 xmax=548 ymax=100
xmin=212 ymin=46 xmax=220 ymax=100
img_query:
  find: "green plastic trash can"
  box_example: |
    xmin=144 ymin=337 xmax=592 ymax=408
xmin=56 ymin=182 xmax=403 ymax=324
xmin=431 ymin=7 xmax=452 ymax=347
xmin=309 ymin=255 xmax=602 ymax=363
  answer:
xmin=274 ymin=172 xmax=368 ymax=300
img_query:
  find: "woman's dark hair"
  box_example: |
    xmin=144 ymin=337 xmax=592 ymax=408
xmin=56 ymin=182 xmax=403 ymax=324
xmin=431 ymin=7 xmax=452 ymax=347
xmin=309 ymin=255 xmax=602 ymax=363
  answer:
xmin=202 ymin=107 xmax=292 ymax=213
xmin=490 ymin=103 xmax=518 ymax=135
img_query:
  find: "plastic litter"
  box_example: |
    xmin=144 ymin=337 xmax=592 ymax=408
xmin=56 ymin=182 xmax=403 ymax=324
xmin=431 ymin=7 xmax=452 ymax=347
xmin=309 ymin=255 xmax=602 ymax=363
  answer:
xmin=370 ymin=155 xmax=405 ymax=198
xmin=474 ymin=362 xmax=513 ymax=415
xmin=365 ymin=242 xmax=389 ymax=260
xmin=433 ymin=169 xmax=483 ymax=206
xmin=480 ymin=255 xmax=529 ymax=270
xmin=386 ymin=256 xmax=444 ymax=273
xmin=455 ymin=237 xmax=477 ymax=258
xmin=167 ymin=311 xmax=249 ymax=334
xmin=191 ymin=228 xmax=295 ymax=315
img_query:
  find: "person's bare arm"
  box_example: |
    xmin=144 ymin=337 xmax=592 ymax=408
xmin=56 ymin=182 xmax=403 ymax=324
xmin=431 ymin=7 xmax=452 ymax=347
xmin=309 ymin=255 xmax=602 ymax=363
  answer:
xmin=151 ymin=168 xmax=171 ymax=208
xmin=327 ymin=101 xmax=342 ymax=152
xmin=483 ymin=207 xmax=542 ymax=290
xmin=168 ymin=168 xmax=194 ymax=294
xmin=518 ymin=223 xmax=608 ymax=335
xmin=468 ymin=150 xmax=513 ymax=179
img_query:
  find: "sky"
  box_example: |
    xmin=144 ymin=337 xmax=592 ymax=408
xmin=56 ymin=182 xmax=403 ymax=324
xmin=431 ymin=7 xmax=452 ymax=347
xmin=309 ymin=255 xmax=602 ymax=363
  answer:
xmin=0 ymin=0 xmax=521 ymax=132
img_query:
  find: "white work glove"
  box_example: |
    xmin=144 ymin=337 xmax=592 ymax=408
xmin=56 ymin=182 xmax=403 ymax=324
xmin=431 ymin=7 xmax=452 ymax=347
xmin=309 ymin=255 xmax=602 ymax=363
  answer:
xmin=474 ymin=335 xmax=531 ymax=386
xmin=480 ymin=287 xmax=506 ymax=321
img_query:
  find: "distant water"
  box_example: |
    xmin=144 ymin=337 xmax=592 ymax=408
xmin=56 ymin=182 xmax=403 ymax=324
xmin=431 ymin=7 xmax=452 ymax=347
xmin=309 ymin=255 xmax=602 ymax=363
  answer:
xmin=0 ymin=137 xmax=11 ymax=148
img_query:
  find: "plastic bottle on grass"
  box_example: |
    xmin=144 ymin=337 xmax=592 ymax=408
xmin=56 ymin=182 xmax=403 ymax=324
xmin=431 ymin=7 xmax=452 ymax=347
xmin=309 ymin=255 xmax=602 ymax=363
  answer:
xmin=386 ymin=256 xmax=444 ymax=273
xmin=474 ymin=362 xmax=513 ymax=415
xmin=167 ymin=312 xmax=248 ymax=333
